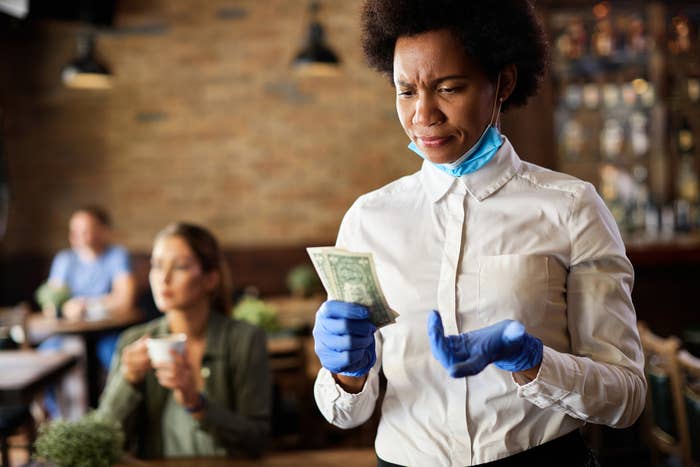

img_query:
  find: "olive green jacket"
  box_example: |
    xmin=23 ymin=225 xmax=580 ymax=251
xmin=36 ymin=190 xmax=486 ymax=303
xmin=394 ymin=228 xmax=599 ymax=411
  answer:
xmin=97 ymin=312 xmax=271 ymax=459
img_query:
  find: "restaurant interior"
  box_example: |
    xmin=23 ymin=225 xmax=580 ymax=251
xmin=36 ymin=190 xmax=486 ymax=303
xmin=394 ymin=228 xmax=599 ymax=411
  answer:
xmin=0 ymin=0 xmax=699 ymax=466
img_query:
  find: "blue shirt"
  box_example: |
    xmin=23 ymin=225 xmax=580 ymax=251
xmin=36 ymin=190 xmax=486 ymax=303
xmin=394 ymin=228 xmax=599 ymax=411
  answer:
xmin=49 ymin=245 xmax=132 ymax=297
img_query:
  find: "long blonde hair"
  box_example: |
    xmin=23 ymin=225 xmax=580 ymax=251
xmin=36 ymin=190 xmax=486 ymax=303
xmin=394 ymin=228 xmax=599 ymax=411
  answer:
xmin=154 ymin=222 xmax=232 ymax=314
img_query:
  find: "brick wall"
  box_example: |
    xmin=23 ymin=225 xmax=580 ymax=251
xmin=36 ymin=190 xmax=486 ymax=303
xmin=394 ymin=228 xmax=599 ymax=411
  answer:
xmin=0 ymin=1 xmax=403 ymax=256
xmin=0 ymin=0 xmax=552 ymax=259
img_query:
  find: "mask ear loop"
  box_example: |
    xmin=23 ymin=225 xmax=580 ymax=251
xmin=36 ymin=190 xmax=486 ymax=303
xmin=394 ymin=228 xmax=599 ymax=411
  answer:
xmin=488 ymin=72 xmax=503 ymax=128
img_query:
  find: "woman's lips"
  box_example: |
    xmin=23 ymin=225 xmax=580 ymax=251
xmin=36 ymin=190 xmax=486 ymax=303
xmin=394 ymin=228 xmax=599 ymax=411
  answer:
xmin=418 ymin=136 xmax=451 ymax=148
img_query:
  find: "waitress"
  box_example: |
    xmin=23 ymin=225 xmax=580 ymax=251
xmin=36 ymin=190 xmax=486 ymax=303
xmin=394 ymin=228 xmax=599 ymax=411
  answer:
xmin=312 ymin=1 xmax=646 ymax=466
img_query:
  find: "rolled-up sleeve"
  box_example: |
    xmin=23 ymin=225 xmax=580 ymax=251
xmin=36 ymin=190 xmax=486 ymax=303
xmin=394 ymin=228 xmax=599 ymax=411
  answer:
xmin=517 ymin=182 xmax=646 ymax=428
xmin=312 ymin=201 xmax=383 ymax=429
xmin=313 ymin=342 xmax=382 ymax=429
xmin=98 ymin=331 xmax=144 ymax=422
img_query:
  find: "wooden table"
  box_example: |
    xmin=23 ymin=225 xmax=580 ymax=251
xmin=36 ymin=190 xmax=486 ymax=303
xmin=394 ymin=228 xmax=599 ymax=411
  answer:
xmin=266 ymin=295 xmax=323 ymax=378
xmin=118 ymin=448 xmax=376 ymax=467
xmin=265 ymin=295 xmax=323 ymax=331
xmin=27 ymin=313 xmax=141 ymax=344
xmin=0 ymin=350 xmax=77 ymax=405
xmin=27 ymin=312 xmax=142 ymax=407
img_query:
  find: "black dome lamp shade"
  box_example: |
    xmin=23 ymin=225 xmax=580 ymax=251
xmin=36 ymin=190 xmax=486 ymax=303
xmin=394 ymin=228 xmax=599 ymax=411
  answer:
xmin=292 ymin=1 xmax=340 ymax=77
xmin=61 ymin=30 xmax=112 ymax=89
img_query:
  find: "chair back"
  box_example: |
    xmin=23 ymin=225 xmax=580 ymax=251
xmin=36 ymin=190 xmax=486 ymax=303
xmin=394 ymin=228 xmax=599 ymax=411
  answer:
xmin=678 ymin=350 xmax=700 ymax=466
xmin=0 ymin=302 xmax=31 ymax=350
xmin=637 ymin=322 xmax=689 ymax=463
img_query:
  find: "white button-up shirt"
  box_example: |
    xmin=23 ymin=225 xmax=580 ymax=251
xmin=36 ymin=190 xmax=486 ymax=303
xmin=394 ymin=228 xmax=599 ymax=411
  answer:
xmin=314 ymin=138 xmax=646 ymax=466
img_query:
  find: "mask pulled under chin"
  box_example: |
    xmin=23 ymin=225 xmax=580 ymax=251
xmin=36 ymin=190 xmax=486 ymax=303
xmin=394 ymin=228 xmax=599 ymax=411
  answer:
xmin=408 ymin=125 xmax=504 ymax=177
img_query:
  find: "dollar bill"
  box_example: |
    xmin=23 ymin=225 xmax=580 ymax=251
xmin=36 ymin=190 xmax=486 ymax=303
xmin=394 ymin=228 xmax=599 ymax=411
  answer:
xmin=307 ymin=247 xmax=399 ymax=328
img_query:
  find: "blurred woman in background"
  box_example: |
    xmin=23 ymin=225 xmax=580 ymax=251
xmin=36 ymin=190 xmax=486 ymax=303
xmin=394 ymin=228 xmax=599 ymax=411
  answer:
xmin=98 ymin=222 xmax=270 ymax=458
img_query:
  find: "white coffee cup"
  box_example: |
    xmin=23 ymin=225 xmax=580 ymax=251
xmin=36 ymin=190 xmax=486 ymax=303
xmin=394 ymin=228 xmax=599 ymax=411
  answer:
xmin=146 ymin=334 xmax=187 ymax=364
xmin=85 ymin=299 xmax=108 ymax=321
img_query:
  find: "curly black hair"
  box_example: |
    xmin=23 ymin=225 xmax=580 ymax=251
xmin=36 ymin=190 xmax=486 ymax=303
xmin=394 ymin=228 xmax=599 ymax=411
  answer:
xmin=361 ymin=0 xmax=549 ymax=111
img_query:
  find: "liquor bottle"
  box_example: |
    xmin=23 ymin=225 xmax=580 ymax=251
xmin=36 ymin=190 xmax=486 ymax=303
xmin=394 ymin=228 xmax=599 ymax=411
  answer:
xmin=629 ymin=111 xmax=649 ymax=157
xmin=669 ymin=16 xmax=692 ymax=55
xmin=626 ymin=16 xmax=647 ymax=56
xmin=675 ymin=117 xmax=699 ymax=231
xmin=688 ymin=77 xmax=700 ymax=103
xmin=600 ymin=118 xmax=624 ymax=160
xmin=592 ymin=18 xmax=615 ymax=57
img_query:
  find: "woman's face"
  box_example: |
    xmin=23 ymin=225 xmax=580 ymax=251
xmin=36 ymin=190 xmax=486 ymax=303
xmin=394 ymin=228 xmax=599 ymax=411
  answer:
xmin=149 ymin=235 xmax=216 ymax=313
xmin=393 ymin=29 xmax=499 ymax=164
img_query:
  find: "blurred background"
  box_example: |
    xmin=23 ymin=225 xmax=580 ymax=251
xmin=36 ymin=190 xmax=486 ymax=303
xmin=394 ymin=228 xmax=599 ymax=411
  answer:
xmin=0 ymin=0 xmax=699 ymax=466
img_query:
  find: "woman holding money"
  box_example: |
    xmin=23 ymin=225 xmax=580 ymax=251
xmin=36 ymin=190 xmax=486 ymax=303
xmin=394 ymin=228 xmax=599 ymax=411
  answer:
xmin=98 ymin=223 xmax=271 ymax=459
xmin=311 ymin=1 xmax=646 ymax=466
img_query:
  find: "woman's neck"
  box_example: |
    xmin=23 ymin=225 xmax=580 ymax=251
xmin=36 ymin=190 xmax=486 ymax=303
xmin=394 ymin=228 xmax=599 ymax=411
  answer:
xmin=167 ymin=302 xmax=211 ymax=339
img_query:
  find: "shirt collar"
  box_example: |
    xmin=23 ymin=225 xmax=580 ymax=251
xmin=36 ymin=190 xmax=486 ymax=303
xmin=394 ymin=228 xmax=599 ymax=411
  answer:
xmin=420 ymin=136 xmax=521 ymax=203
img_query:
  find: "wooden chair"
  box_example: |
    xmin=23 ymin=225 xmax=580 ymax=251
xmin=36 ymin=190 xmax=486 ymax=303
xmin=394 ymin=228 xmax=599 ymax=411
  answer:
xmin=268 ymin=335 xmax=313 ymax=449
xmin=0 ymin=406 xmax=32 ymax=467
xmin=678 ymin=349 xmax=700 ymax=467
xmin=0 ymin=303 xmax=34 ymax=466
xmin=638 ymin=321 xmax=691 ymax=466
xmin=0 ymin=302 xmax=31 ymax=350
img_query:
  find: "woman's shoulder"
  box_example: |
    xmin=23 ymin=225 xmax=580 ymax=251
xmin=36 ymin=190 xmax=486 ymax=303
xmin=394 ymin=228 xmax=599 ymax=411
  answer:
xmin=352 ymin=170 xmax=423 ymax=209
xmin=211 ymin=313 xmax=266 ymax=347
xmin=517 ymin=160 xmax=591 ymax=197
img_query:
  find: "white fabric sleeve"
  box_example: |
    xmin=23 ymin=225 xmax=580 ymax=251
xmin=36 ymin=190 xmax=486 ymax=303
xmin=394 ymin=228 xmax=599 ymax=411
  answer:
xmin=312 ymin=199 xmax=382 ymax=429
xmin=313 ymin=354 xmax=381 ymax=429
xmin=517 ymin=182 xmax=646 ymax=428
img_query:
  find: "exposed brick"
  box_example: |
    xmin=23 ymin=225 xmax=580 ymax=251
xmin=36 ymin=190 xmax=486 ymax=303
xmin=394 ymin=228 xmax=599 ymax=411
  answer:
xmin=0 ymin=0 xmax=551 ymax=259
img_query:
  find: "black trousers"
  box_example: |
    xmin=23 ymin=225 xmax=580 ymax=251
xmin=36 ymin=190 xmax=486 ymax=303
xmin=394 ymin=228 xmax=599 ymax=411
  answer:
xmin=376 ymin=430 xmax=600 ymax=467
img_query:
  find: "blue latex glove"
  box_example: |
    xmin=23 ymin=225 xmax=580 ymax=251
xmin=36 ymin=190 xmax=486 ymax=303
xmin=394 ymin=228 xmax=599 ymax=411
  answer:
xmin=313 ymin=300 xmax=377 ymax=377
xmin=427 ymin=310 xmax=543 ymax=377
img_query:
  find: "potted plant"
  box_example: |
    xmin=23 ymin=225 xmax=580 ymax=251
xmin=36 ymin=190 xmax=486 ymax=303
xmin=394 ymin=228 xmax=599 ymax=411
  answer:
xmin=232 ymin=296 xmax=280 ymax=333
xmin=286 ymin=264 xmax=322 ymax=298
xmin=34 ymin=282 xmax=71 ymax=317
xmin=34 ymin=412 xmax=124 ymax=467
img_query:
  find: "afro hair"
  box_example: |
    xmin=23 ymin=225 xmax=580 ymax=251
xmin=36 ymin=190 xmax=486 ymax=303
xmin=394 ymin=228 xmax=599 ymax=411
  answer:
xmin=361 ymin=0 xmax=549 ymax=111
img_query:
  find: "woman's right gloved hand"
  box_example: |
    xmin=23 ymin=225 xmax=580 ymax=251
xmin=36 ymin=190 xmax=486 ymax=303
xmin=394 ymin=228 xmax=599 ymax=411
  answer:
xmin=312 ymin=300 xmax=377 ymax=377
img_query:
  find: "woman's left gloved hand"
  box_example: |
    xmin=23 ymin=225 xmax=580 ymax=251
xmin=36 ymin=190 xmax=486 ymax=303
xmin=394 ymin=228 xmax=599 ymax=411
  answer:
xmin=427 ymin=310 xmax=543 ymax=377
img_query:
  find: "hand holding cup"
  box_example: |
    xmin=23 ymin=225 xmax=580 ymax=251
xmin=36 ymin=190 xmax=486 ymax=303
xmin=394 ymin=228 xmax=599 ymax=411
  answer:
xmin=148 ymin=335 xmax=199 ymax=409
xmin=145 ymin=334 xmax=187 ymax=364
xmin=121 ymin=334 xmax=153 ymax=386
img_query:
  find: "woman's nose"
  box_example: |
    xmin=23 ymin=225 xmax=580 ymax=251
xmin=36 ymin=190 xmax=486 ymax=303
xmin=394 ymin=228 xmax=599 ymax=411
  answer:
xmin=154 ymin=267 xmax=172 ymax=284
xmin=412 ymin=94 xmax=444 ymax=127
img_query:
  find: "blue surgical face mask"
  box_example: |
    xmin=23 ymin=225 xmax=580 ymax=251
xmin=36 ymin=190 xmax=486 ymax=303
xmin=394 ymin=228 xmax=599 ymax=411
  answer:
xmin=408 ymin=125 xmax=504 ymax=177
xmin=408 ymin=73 xmax=505 ymax=177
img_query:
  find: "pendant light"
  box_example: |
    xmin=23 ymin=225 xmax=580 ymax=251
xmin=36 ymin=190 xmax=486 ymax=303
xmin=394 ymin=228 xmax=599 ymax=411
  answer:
xmin=62 ymin=30 xmax=112 ymax=90
xmin=292 ymin=1 xmax=340 ymax=77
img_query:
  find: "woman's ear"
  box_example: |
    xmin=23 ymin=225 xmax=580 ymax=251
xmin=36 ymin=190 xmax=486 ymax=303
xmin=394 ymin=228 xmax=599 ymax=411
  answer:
xmin=499 ymin=63 xmax=517 ymax=102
